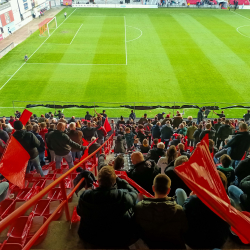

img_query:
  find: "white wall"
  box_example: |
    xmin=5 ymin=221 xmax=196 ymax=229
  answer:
xmin=10 ymin=0 xmax=22 ymax=24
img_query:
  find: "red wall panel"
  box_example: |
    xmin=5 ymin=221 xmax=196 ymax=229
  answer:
xmin=0 ymin=14 xmax=6 ymax=26
xmin=9 ymin=10 xmax=14 ymax=23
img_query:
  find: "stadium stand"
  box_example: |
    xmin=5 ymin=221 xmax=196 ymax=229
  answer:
xmin=0 ymin=109 xmax=250 ymax=249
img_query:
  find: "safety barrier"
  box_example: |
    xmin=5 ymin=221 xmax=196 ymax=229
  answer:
xmin=0 ymin=133 xmax=114 ymax=250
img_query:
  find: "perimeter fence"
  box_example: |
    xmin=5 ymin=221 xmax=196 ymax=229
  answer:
xmin=11 ymin=100 xmax=250 ymax=119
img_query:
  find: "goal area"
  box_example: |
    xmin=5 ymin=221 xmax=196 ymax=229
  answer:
xmin=39 ymin=17 xmax=57 ymax=37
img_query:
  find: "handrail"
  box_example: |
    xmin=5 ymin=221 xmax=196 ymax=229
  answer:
xmin=0 ymin=133 xmax=114 ymax=235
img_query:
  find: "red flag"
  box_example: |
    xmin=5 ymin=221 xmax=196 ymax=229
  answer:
xmin=82 ymin=138 xmax=89 ymax=146
xmin=0 ymin=137 xmax=30 ymax=188
xmin=19 ymin=109 xmax=32 ymax=126
xmin=174 ymin=134 xmax=250 ymax=244
xmin=80 ymin=138 xmax=98 ymax=161
xmin=103 ymin=117 xmax=111 ymax=133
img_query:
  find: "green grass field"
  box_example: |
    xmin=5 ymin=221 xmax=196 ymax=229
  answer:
xmin=1 ymin=7 xmax=250 ymax=119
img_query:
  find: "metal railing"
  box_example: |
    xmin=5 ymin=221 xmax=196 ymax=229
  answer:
xmin=0 ymin=133 xmax=114 ymax=250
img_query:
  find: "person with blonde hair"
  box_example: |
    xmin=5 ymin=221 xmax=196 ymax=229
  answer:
xmin=77 ymin=166 xmax=138 ymax=247
xmin=140 ymin=138 xmax=150 ymax=153
xmin=146 ymin=142 xmax=165 ymax=163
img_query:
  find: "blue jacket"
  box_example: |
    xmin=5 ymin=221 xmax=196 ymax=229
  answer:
xmin=152 ymin=125 xmax=161 ymax=139
xmin=33 ymin=132 xmax=45 ymax=153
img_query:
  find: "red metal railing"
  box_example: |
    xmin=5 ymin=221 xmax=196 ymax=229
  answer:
xmin=0 ymin=133 xmax=114 ymax=250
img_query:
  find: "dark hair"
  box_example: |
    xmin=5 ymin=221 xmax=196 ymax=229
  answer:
xmin=153 ymin=138 xmax=159 ymax=145
xmin=98 ymin=166 xmax=116 ymax=188
xmin=153 ymin=174 xmax=171 ymax=195
xmin=114 ymin=155 xmax=124 ymax=170
xmin=32 ymin=124 xmax=39 ymax=132
xmin=220 ymin=154 xmax=231 ymax=168
xmin=198 ymin=124 xmax=203 ymax=129
xmin=167 ymin=145 xmax=178 ymax=164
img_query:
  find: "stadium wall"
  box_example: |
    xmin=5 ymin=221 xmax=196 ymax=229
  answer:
xmin=72 ymin=3 xmax=158 ymax=7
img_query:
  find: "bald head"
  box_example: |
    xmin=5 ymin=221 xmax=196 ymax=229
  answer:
xmin=57 ymin=122 xmax=66 ymax=131
xmin=131 ymin=152 xmax=144 ymax=165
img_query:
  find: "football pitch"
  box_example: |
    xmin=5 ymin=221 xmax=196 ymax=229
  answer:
xmin=1 ymin=7 xmax=250 ymax=118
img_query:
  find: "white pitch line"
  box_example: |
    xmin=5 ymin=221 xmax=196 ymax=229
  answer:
xmin=26 ymin=63 xmax=126 ymax=66
xmin=126 ymin=25 xmax=143 ymax=43
xmin=124 ymin=16 xmax=127 ymax=66
xmin=70 ymin=24 xmax=83 ymax=45
xmin=0 ymin=8 xmax=77 ymax=92
xmin=0 ymin=63 xmax=25 ymax=91
xmin=236 ymin=25 xmax=250 ymax=38
xmin=232 ymin=11 xmax=250 ymax=21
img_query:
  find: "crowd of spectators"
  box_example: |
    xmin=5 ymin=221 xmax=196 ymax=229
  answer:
xmin=1 ymin=108 xmax=250 ymax=248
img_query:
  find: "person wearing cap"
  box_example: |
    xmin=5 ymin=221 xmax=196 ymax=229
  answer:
xmin=161 ymin=114 xmax=172 ymax=126
xmin=129 ymin=110 xmax=136 ymax=121
xmin=156 ymin=112 xmax=165 ymax=120
xmin=13 ymin=120 xmax=44 ymax=176
xmin=138 ymin=114 xmax=148 ymax=125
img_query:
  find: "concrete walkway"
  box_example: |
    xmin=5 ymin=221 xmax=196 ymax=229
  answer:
xmin=0 ymin=6 xmax=64 ymax=51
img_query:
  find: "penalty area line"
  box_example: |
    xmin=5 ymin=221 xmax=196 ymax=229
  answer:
xmin=0 ymin=8 xmax=77 ymax=92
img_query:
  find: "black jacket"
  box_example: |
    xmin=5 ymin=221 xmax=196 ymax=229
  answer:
xmin=161 ymin=125 xmax=174 ymax=140
xmin=197 ymin=109 xmax=204 ymax=123
xmin=193 ymin=128 xmax=202 ymax=143
xmin=217 ymin=124 xmax=232 ymax=140
xmin=114 ymin=136 xmax=126 ymax=153
xmin=82 ymin=127 xmax=97 ymax=141
xmin=165 ymin=166 xmax=191 ymax=197
xmin=199 ymin=127 xmax=216 ymax=140
xmin=235 ymin=157 xmax=250 ymax=183
xmin=33 ymin=132 xmax=45 ymax=153
xmin=224 ymin=131 xmax=250 ymax=160
xmin=47 ymin=130 xmax=85 ymax=156
xmin=127 ymin=160 xmax=160 ymax=195
xmin=152 ymin=125 xmax=161 ymax=139
xmin=240 ymin=175 xmax=250 ymax=212
xmin=88 ymin=142 xmax=101 ymax=156
xmin=77 ymin=177 xmax=137 ymax=247
xmin=147 ymin=148 xmax=165 ymax=163
xmin=214 ymin=122 xmax=222 ymax=133
xmin=13 ymin=130 xmax=40 ymax=159
xmin=183 ymin=195 xmax=229 ymax=249
xmin=140 ymin=145 xmax=150 ymax=154
xmin=243 ymin=113 xmax=250 ymax=122
xmin=85 ymin=114 xmax=92 ymax=120
xmin=0 ymin=129 xmax=9 ymax=143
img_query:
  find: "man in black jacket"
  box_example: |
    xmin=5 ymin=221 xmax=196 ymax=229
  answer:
xmin=216 ymin=120 xmax=232 ymax=148
xmin=161 ymin=121 xmax=173 ymax=145
xmin=243 ymin=110 xmax=250 ymax=123
xmin=235 ymin=156 xmax=250 ymax=183
xmin=128 ymin=152 xmax=160 ymax=195
xmin=152 ymin=122 xmax=161 ymax=139
xmin=54 ymin=110 xmax=64 ymax=119
xmin=13 ymin=120 xmax=44 ymax=176
xmin=85 ymin=111 xmax=92 ymax=121
xmin=146 ymin=142 xmax=165 ymax=163
xmin=129 ymin=110 xmax=136 ymax=121
xmin=197 ymin=107 xmax=206 ymax=124
xmin=77 ymin=166 xmax=138 ymax=248
xmin=82 ymin=122 xmax=97 ymax=141
xmin=47 ymin=122 xmax=87 ymax=169
xmin=199 ymin=123 xmax=215 ymax=140
xmin=224 ymin=123 xmax=250 ymax=167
